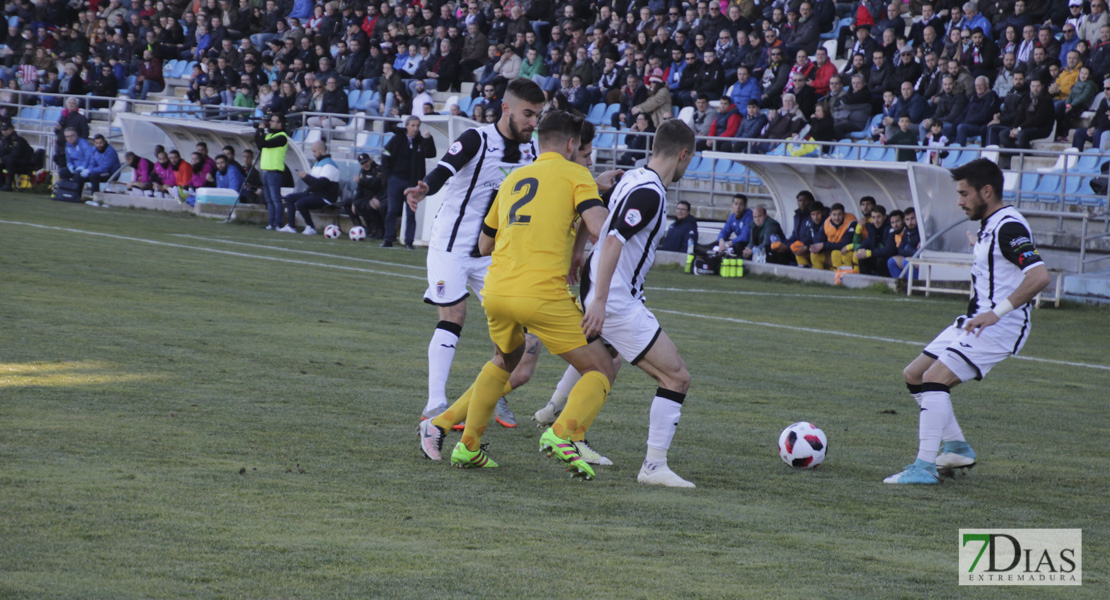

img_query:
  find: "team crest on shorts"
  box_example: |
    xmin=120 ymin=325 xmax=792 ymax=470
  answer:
xmin=436 ymin=280 xmax=446 ymax=297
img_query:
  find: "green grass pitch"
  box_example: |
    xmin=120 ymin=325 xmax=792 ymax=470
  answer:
xmin=1 ymin=196 xmax=1107 ymax=599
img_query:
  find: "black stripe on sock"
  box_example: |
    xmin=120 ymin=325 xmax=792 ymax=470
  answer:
xmin=921 ymin=382 xmax=951 ymax=394
xmin=656 ymin=387 xmax=686 ymax=404
xmin=906 ymin=383 xmax=923 ymax=395
xmin=436 ymin=320 xmax=462 ymax=337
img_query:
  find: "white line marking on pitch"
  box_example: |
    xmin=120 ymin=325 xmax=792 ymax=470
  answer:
xmin=170 ymin=234 xmax=425 ymax=270
xmin=653 ymin=309 xmax=1110 ymax=373
xmin=0 ymin=220 xmax=426 ymax=282
xmin=5 ymin=219 xmax=1105 ymax=373
xmin=648 ymin=286 xmax=928 ymax=303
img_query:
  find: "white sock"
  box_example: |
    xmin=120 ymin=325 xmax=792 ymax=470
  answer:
xmin=645 ymin=445 xmax=667 ymax=465
xmin=425 ymin=322 xmax=460 ymax=412
xmin=907 ymin=383 xmax=924 ymax=407
xmin=646 ymin=389 xmax=685 ymax=458
xmin=917 ymin=386 xmax=953 ymax=464
xmin=941 ymin=412 xmax=967 ymax=444
xmin=548 ymin=363 xmax=581 ymax=413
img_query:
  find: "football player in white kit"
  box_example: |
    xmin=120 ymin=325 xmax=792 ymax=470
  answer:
xmin=575 ymin=119 xmax=698 ymax=487
xmin=405 ymin=79 xmax=546 ymax=428
xmin=885 ymin=158 xmax=1051 ymax=485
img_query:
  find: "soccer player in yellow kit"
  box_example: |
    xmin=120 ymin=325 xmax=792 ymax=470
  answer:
xmin=433 ymin=110 xmax=615 ymax=479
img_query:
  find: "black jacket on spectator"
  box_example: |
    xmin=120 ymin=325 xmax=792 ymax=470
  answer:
xmin=692 ymin=60 xmax=726 ymax=97
xmin=868 ymin=62 xmax=895 ymax=96
xmin=1015 ymin=90 xmax=1054 ymax=130
xmin=932 ymin=90 xmax=968 ymax=125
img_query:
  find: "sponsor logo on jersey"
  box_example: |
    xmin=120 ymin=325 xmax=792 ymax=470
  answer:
xmin=624 ymin=208 xmax=642 ymax=227
xmin=448 ymin=141 xmax=463 ymax=155
xmin=436 ymin=280 xmax=446 ymax=297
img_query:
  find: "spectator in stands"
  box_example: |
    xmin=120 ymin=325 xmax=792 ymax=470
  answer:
xmin=811 ymin=47 xmax=837 ymax=96
xmin=409 ymin=79 xmax=435 ymax=118
xmin=381 ymin=115 xmax=435 ymax=249
xmin=690 ymin=94 xmax=718 ymax=139
xmin=342 ymin=152 xmax=386 ymax=239
xmin=255 ymin=113 xmax=290 ymax=231
xmin=832 ymin=73 xmax=873 ymax=138
xmin=659 ymin=200 xmax=699 ymax=252
xmin=888 ymin=207 xmax=920 ymax=279
xmin=923 ymin=75 xmax=968 ymax=140
xmin=887 ymin=116 xmax=919 ymax=161
xmin=690 ymin=47 xmax=726 ymax=104
xmin=868 ymin=48 xmax=896 ymax=105
xmin=129 ymin=50 xmax=164 ymax=99
xmin=618 ymin=113 xmax=655 ymax=166
xmin=760 ymin=46 xmax=790 ymax=109
xmin=613 ymin=73 xmax=649 ymax=128
xmin=953 ymin=76 xmax=999 ymax=145
xmin=791 ymin=72 xmax=818 ymax=118
xmin=377 ymin=63 xmax=406 ymax=117
xmin=965 ymin=27 xmax=1000 ymax=82
xmin=278 ymin=141 xmax=339 ymax=236
xmin=852 ymin=204 xmax=892 ymax=275
xmin=702 ymin=94 xmax=742 ymax=151
xmin=0 ymin=122 xmax=34 ymax=191
xmin=735 ymin=99 xmax=769 ymax=153
xmin=992 ymin=78 xmax=1054 ymax=167
xmin=994 ymin=52 xmax=1019 ymax=97
xmin=786 ymin=2 xmax=821 ymax=56
xmin=1057 ymin=66 xmax=1098 ymax=140
xmin=806 ymin=202 xmax=855 ymax=271
xmin=633 ymin=70 xmax=673 ymax=128
xmin=757 ymin=92 xmax=808 ymax=153
xmin=1073 ymin=78 xmax=1110 ymax=149
xmin=742 ymin=205 xmax=791 ymax=264
xmin=730 ymin=65 xmax=761 ymax=108
xmin=305 ymin=76 xmax=348 ymax=128
xmin=714 ymin=194 xmax=754 ymax=255
xmin=846 ymin=25 xmax=878 ymax=63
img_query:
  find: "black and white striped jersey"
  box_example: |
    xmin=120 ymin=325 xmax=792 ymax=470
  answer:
xmin=968 ymin=205 xmax=1043 ymax=325
xmin=584 ymin=166 xmax=669 ymax=307
xmin=427 ymin=123 xmax=537 ymax=255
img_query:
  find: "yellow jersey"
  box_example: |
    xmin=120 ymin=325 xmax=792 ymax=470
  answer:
xmin=481 ymin=152 xmax=602 ymax=299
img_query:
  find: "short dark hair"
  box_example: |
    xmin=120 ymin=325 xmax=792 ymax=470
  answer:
xmin=810 ymin=201 xmax=825 ymax=213
xmin=652 ymin=119 xmax=695 ymax=157
xmin=733 ymin=193 xmax=748 ymax=203
xmin=536 ymin=110 xmax=584 ymax=148
xmin=871 ymin=204 xmax=887 ymax=216
xmin=951 ymin=158 xmax=1003 ymax=199
xmin=505 ymin=77 xmax=545 ymax=105
xmin=889 ymin=209 xmax=904 ymax=220
xmin=903 ymin=206 xmax=915 ymax=217
xmin=797 ymin=190 xmax=815 ymax=204
xmin=677 ymin=200 xmax=691 ymax=210
xmin=860 ymin=196 xmax=875 ymax=206
xmin=830 ymin=202 xmax=845 ymax=212
xmin=578 ymin=120 xmax=596 ymax=151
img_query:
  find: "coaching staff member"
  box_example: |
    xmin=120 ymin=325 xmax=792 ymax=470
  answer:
xmin=381 ymin=115 xmax=436 ymax=249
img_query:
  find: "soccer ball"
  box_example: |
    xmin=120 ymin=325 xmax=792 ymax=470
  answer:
xmin=323 ymin=224 xmax=342 ymax=239
xmin=778 ymin=422 xmax=828 ymax=469
xmin=349 ymin=226 xmax=367 ymax=241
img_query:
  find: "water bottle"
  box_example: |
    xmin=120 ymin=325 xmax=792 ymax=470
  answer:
xmin=685 ymin=231 xmax=696 ymax=274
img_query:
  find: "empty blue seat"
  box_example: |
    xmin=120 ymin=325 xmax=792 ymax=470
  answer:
xmin=713 ymin=159 xmax=735 ymax=182
xmin=1079 ymin=177 xmax=1107 ymax=206
xmin=601 ymin=103 xmax=621 ymax=126
xmin=691 ymin=158 xmax=715 ymax=179
xmin=162 ymin=60 xmax=177 ymax=76
xmin=456 ymin=95 xmax=472 ymax=115
xmin=585 ymin=103 xmax=606 ymax=125
xmin=1033 ymin=174 xmax=1062 ymax=203
xmin=1075 ymin=150 xmax=1102 ymax=173
xmin=593 ymin=132 xmax=616 ymax=149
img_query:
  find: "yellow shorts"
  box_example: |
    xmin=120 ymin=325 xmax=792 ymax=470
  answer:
xmin=483 ymin=294 xmax=587 ymax=356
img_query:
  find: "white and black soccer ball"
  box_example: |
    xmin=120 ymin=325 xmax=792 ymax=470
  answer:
xmin=778 ymin=422 xmax=828 ymax=469
xmin=323 ymin=224 xmax=342 ymax=239
xmin=348 ymin=226 xmax=367 ymax=241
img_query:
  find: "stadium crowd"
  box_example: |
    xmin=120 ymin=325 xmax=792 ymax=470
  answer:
xmin=2 ymin=0 xmax=1095 ymax=275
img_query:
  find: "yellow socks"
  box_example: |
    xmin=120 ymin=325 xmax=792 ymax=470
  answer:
xmin=552 ymin=370 xmax=610 ymax=440
xmin=459 ymin=362 xmax=511 ymax=451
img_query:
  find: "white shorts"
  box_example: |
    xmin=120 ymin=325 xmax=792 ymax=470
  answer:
xmin=922 ymin=315 xmax=1029 ymax=382
xmin=599 ymin=299 xmax=663 ymax=365
xmin=423 ymin=247 xmax=491 ymax=306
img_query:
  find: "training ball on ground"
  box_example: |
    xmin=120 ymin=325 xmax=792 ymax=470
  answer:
xmin=778 ymin=422 xmax=828 ymax=469
xmin=349 ymin=226 xmax=366 ymax=241
xmin=323 ymin=224 xmax=342 ymax=239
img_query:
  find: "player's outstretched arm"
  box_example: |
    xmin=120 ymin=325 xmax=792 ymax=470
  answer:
xmin=963 ymin=264 xmax=1051 ymax=336
xmin=593 ymin=169 xmax=624 ymax=194
xmin=582 ymin=234 xmax=624 ymax=339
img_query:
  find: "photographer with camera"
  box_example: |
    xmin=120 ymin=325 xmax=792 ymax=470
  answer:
xmin=254 ymin=113 xmax=289 ymax=231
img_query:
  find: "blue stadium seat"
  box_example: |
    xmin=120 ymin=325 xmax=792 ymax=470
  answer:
xmin=1079 ymin=177 xmax=1107 ymax=206
xmin=291 ymin=129 xmax=306 ymax=142
xmin=42 ymin=107 xmax=62 ymax=123
xmin=861 ymin=144 xmax=886 ymax=161
xmin=1033 ymin=174 xmax=1062 ymax=203
xmin=1015 ymin=172 xmax=1039 ymax=202
xmin=1063 ymin=174 xmax=1083 ymax=203
xmin=848 ymin=114 xmax=881 ymax=140
xmin=162 ymin=60 xmax=177 ymax=77
xmin=601 ymin=103 xmax=621 ymax=126
xmin=830 ymin=139 xmax=856 ymax=159
xmin=1075 ymin=149 xmax=1103 ymax=173
xmin=593 ymin=132 xmax=616 ymax=149
xmin=170 ymin=60 xmax=190 ymax=79
xmin=672 ymin=106 xmax=679 ymax=118
xmin=767 ymin=143 xmax=786 ymax=156
xmin=456 ymin=95 xmax=472 ymax=115
xmin=713 ymin=158 xmax=735 ymax=182
xmin=585 ymin=103 xmax=606 ymax=125
xmin=727 ymin=161 xmax=748 ymax=184
xmin=691 ymin=158 xmax=715 ymax=179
